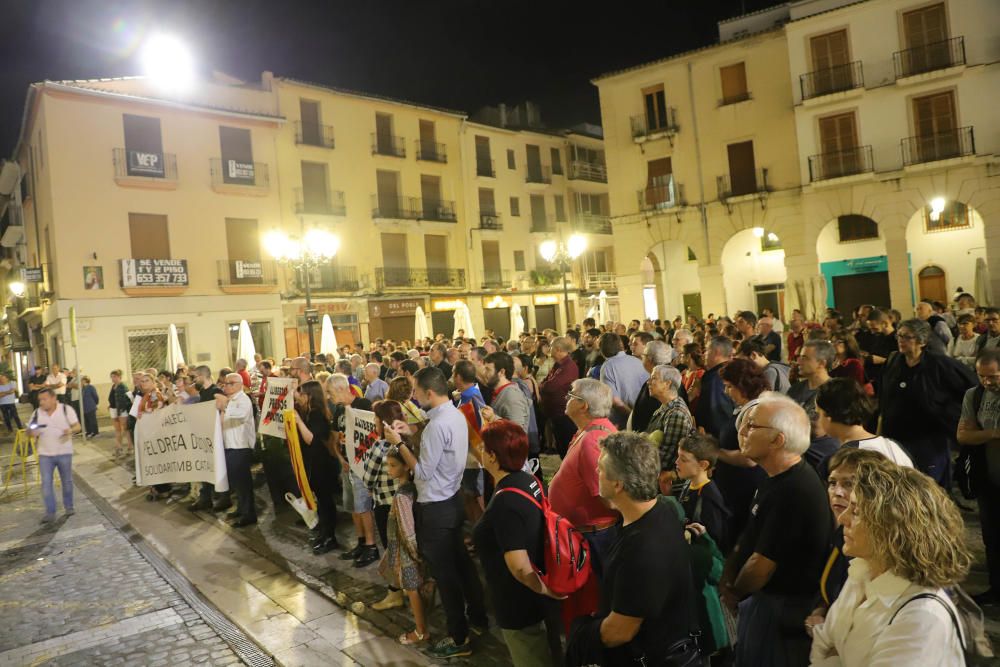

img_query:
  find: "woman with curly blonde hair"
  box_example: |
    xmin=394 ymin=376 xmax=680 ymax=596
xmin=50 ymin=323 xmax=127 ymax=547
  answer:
xmin=810 ymin=461 xmax=971 ymax=666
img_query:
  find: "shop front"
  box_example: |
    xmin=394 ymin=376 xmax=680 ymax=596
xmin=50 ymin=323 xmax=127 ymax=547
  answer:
xmin=368 ymin=298 xmax=425 ymax=343
xmin=285 ymin=301 xmax=360 ymax=357
xmin=430 ymin=298 xmax=466 ymax=339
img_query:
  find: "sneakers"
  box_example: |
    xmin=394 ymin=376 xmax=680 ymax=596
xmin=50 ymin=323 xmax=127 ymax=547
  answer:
xmin=372 ymin=589 xmax=406 ymax=611
xmin=427 ymin=637 xmax=471 ymax=659
xmin=40 ymin=514 xmax=55 ymax=524
xmin=353 ymin=545 xmax=380 ymax=568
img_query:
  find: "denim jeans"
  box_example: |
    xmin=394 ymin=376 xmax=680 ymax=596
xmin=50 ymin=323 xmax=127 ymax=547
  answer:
xmin=40 ymin=454 xmax=73 ymax=515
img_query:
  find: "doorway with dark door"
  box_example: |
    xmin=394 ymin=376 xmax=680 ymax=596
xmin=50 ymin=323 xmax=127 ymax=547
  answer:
xmin=832 ymin=272 xmax=891 ymax=318
xmin=534 ymin=304 xmax=557 ymax=332
xmin=484 ymin=308 xmax=511 ymax=341
xmin=431 ymin=311 xmax=456 ymax=339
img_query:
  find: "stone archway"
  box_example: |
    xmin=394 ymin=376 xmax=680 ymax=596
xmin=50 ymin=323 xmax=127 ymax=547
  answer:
xmin=905 ymin=199 xmax=986 ymax=306
xmin=815 ymin=214 xmax=892 ymax=315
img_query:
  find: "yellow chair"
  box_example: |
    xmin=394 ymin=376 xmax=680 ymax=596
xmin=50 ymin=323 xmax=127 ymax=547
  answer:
xmin=3 ymin=428 xmax=38 ymax=492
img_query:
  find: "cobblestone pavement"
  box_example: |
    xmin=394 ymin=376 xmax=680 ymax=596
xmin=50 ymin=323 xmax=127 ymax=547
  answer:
xmin=0 ymin=434 xmax=248 ymax=666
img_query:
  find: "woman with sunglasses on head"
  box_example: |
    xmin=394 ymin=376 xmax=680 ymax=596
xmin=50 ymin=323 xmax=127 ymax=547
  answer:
xmin=810 ymin=460 xmax=971 ymax=666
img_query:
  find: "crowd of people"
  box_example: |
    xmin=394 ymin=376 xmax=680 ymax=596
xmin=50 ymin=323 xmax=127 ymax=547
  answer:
xmin=28 ymin=291 xmax=1000 ymax=666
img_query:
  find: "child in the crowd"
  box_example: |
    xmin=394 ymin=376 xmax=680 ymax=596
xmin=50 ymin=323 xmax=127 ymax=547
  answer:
xmin=675 ymin=432 xmax=730 ymax=552
xmin=378 ymin=445 xmax=428 ymax=645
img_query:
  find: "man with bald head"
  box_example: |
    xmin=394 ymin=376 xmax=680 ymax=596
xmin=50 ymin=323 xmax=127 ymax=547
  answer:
xmin=215 ymin=373 xmax=258 ymax=526
xmin=289 ymin=356 xmax=313 ymax=384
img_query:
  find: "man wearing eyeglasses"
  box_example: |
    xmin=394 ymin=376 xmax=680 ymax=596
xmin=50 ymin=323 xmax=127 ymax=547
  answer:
xmin=976 ymin=307 xmax=1000 ymax=355
xmin=721 ymin=392 xmax=831 ymax=667
xmin=215 ymin=373 xmax=258 ymax=527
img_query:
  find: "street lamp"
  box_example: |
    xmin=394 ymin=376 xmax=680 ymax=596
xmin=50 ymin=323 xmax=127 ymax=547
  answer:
xmin=539 ymin=233 xmax=587 ymax=327
xmin=141 ymin=34 xmax=195 ymax=92
xmin=265 ymin=225 xmax=339 ymax=360
xmin=8 ymin=281 xmax=26 ymax=298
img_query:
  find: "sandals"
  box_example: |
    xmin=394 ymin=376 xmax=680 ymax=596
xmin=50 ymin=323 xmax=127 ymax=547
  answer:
xmin=398 ymin=629 xmax=427 ymax=645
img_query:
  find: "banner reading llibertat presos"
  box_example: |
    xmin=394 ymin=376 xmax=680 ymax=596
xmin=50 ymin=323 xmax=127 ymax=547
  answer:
xmin=345 ymin=406 xmax=379 ymax=479
xmin=258 ymin=377 xmax=298 ymax=439
xmin=134 ymin=401 xmax=229 ymax=491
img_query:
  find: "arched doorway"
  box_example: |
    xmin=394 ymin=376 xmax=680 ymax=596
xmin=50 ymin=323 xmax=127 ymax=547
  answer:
xmin=640 ymin=255 xmax=661 ymax=321
xmin=816 ymin=214 xmax=891 ymax=315
xmin=918 ymin=265 xmax=947 ymax=303
xmin=721 ymin=228 xmax=787 ymax=317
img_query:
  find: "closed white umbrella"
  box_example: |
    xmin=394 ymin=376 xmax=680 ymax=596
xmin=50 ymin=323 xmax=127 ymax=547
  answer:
xmin=510 ymin=304 xmax=525 ymax=339
xmin=319 ymin=314 xmax=339 ymax=360
xmin=976 ymin=257 xmax=993 ymax=307
xmin=166 ymin=323 xmax=185 ymax=372
xmin=598 ymin=290 xmax=609 ymax=326
xmin=236 ymin=319 xmax=256 ymax=366
xmin=811 ymin=276 xmax=828 ymax=319
xmin=414 ymin=306 xmax=430 ymax=342
xmin=453 ymin=303 xmax=476 ymax=340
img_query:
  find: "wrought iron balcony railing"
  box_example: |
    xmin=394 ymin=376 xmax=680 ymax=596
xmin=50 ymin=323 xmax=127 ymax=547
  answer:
xmin=717 ymin=168 xmax=769 ymax=199
xmin=371 ymin=195 xmax=456 ymax=222
xmin=894 ymin=36 xmax=965 ymax=79
xmin=376 ymin=267 xmax=466 ymax=290
xmin=800 ymin=61 xmax=864 ymax=100
xmin=371 ymin=133 xmax=406 ymax=157
xmin=630 ymin=108 xmax=680 ymax=139
xmin=568 ymin=160 xmax=608 ymax=183
xmin=526 ymin=165 xmax=552 ymax=185
xmin=482 ymin=269 xmax=511 ymax=289
xmin=901 ymin=126 xmax=975 ymax=166
xmin=293 ymin=265 xmax=360 ymax=293
xmin=216 ymin=259 xmax=278 ymax=287
xmin=808 ymin=145 xmax=874 ymax=181
xmin=295 ymin=121 xmax=335 ymax=148
xmin=638 ymin=179 xmax=685 ymax=211
xmin=479 ymin=212 xmax=503 ymax=230
xmin=415 ymin=140 xmax=447 ymax=163
xmin=295 ymin=188 xmax=346 ymax=216
xmin=209 ymin=158 xmax=269 ymax=189
xmin=574 ymin=214 xmax=612 ymax=234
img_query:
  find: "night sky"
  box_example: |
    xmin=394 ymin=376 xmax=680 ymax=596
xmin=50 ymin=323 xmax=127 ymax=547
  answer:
xmin=0 ymin=0 xmax=774 ymax=155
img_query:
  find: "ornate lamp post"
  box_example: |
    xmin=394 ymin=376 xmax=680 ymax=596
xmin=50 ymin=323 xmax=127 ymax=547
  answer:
xmin=265 ymin=225 xmax=339 ymax=360
xmin=539 ymin=233 xmax=587 ymax=328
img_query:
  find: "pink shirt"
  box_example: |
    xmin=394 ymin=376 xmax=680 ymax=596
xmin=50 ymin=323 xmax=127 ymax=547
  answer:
xmin=549 ymin=418 xmax=620 ymax=528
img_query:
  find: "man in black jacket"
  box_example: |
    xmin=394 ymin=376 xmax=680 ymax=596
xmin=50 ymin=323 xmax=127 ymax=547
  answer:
xmin=693 ymin=337 xmax=735 ymax=438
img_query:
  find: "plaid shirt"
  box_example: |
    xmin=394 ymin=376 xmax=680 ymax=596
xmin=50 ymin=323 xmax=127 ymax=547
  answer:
xmin=362 ymin=439 xmax=400 ymax=507
xmin=645 ymin=396 xmax=694 ymax=471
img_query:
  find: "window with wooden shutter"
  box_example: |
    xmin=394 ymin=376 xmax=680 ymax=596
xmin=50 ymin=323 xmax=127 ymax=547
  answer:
xmin=478 ymin=188 xmax=496 ymax=215
xmin=513 ymin=250 xmax=526 ymax=272
xmin=646 ymin=158 xmax=673 ymax=207
xmin=912 ymin=91 xmax=958 ymax=160
xmin=376 ymin=170 xmax=401 ymax=217
xmin=129 ymin=213 xmax=170 ymax=259
xmin=300 ymin=161 xmax=329 ymax=212
xmin=375 ymin=113 xmax=394 ymax=154
xmin=810 ymin=30 xmax=850 ymax=95
xmin=299 ymin=99 xmax=321 ymax=145
xmin=507 ymin=149 xmax=516 ymax=169
xmin=530 ymin=195 xmax=547 ymax=228
xmin=901 ymin=4 xmax=950 ymax=74
xmin=818 ymin=112 xmax=859 ymax=177
xmin=727 ymin=141 xmax=757 ymax=196
xmin=219 ymin=126 xmax=254 ymax=184
xmin=720 ymin=62 xmax=749 ymax=105
xmin=643 ymin=85 xmax=668 ymax=131
xmin=510 ymin=197 xmax=520 ymax=217
xmin=551 ymin=147 xmax=563 ymax=175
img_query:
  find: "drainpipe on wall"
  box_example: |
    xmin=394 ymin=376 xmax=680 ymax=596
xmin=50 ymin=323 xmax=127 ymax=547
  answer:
xmin=686 ymin=61 xmax=710 ymax=265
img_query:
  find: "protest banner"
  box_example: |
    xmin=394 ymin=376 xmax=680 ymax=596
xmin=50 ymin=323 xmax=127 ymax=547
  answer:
xmin=344 ymin=405 xmax=379 ymax=479
xmin=134 ymin=401 xmax=228 ymax=491
xmin=259 ymin=377 xmax=297 ymax=438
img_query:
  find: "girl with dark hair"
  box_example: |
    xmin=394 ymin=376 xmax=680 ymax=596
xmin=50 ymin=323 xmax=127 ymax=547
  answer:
xmin=830 ymin=332 xmax=867 ymax=387
xmin=294 ymin=380 xmax=339 ymax=554
xmin=681 ymin=342 xmax=706 ymax=411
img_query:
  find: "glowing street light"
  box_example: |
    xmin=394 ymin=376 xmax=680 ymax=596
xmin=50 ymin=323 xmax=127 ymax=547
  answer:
xmin=538 ymin=233 xmax=587 ymax=326
xmin=141 ymin=34 xmax=195 ymax=92
xmin=929 ymin=196 xmax=947 ymax=222
xmin=8 ymin=281 xmax=26 ymax=298
xmin=752 ymin=226 xmax=765 ymax=238
xmin=266 ymin=226 xmax=339 ymax=359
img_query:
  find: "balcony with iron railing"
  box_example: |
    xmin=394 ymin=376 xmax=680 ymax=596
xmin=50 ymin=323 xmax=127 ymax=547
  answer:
xmin=530 ymin=216 xmax=556 ymax=233
xmin=808 ymin=145 xmax=874 ymax=182
xmin=526 ymin=164 xmax=552 ymax=185
xmin=574 ymin=214 xmax=612 ymax=235
xmin=568 ymin=160 xmax=608 ymax=183
xmin=638 ymin=180 xmax=685 ymax=212
xmin=209 ymin=158 xmax=270 ymax=195
xmin=292 ymin=265 xmax=361 ymax=293
xmin=371 ymin=195 xmax=456 ymax=222
xmin=717 ymin=168 xmax=769 ymax=199
xmin=894 ymin=36 xmax=965 ymax=79
xmin=800 ymin=61 xmax=864 ymax=100
xmin=415 ymin=140 xmax=447 ymax=163
xmin=216 ymin=259 xmax=278 ymax=293
xmin=584 ymin=272 xmax=617 ymax=291
xmin=476 ymin=157 xmax=495 ymax=177
xmin=478 ymin=212 xmax=503 ymax=230
xmin=295 ymin=121 xmax=335 ymax=148
xmin=901 ymin=126 xmax=975 ymax=166
xmin=295 ymin=188 xmax=347 ymax=216
xmin=482 ymin=269 xmax=511 ymax=289
xmin=630 ymin=108 xmax=680 ymax=141
xmin=371 ymin=133 xmax=406 ymax=158
xmin=529 ymin=268 xmax=565 ymax=287
xmin=376 ymin=267 xmax=466 ymax=290
xmin=113 ymin=148 xmax=178 ymax=188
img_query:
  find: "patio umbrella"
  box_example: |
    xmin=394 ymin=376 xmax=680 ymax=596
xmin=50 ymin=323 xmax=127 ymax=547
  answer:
xmin=166 ymin=323 xmax=185 ymax=371
xmin=976 ymin=257 xmax=993 ymax=307
xmin=811 ymin=276 xmax=828 ymax=319
xmin=319 ymin=314 xmax=339 ymax=360
xmin=598 ymin=290 xmax=609 ymax=325
xmin=510 ymin=304 xmax=525 ymax=339
xmin=414 ymin=306 xmax=430 ymax=342
xmin=453 ymin=303 xmax=476 ymax=340
xmin=236 ymin=320 xmax=256 ymax=367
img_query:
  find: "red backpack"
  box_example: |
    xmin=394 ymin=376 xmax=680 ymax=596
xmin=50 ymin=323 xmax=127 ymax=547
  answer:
xmin=495 ymin=484 xmax=593 ymax=596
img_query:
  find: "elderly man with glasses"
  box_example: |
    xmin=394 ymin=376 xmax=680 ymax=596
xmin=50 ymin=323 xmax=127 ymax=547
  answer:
xmin=720 ymin=392 xmax=831 ymax=667
xmin=549 ymin=379 xmax=620 ymax=577
xmin=215 ymin=373 xmax=258 ymax=526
